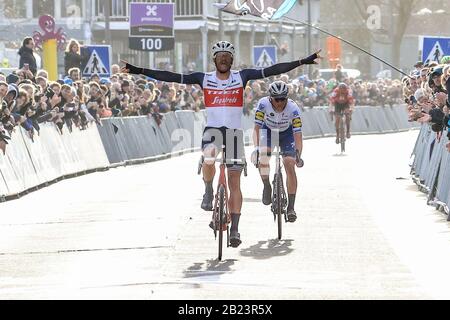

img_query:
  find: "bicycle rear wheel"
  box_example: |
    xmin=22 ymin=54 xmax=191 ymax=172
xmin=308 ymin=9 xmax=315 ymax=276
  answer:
xmin=275 ymin=173 xmax=283 ymax=240
xmin=218 ymin=185 xmax=226 ymax=261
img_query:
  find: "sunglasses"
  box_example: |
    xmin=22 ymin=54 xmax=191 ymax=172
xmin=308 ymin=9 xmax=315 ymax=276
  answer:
xmin=273 ymin=97 xmax=287 ymax=102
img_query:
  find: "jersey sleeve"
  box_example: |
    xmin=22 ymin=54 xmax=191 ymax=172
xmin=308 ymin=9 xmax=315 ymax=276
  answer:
xmin=329 ymin=90 xmax=338 ymax=104
xmin=254 ymin=99 xmax=266 ymax=127
xmin=291 ymin=103 xmax=303 ymax=133
xmin=240 ymin=60 xmax=301 ymax=87
xmin=141 ymin=69 xmax=204 ymax=87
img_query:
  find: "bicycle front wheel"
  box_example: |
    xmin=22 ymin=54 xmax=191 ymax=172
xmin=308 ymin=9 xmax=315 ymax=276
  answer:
xmin=340 ymin=116 xmax=346 ymax=153
xmin=218 ymin=185 xmax=226 ymax=261
xmin=275 ymin=173 xmax=283 ymax=240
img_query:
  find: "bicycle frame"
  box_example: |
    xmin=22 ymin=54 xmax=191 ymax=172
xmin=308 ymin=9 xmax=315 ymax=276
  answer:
xmin=198 ymin=145 xmax=247 ymax=260
xmin=270 ymin=145 xmax=288 ymax=239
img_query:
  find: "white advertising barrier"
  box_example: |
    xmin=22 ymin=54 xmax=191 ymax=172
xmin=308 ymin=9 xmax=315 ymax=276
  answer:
xmin=0 ymin=123 xmax=109 ymax=198
xmin=0 ymin=130 xmax=25 ymax=196
xmin=1 ymin=129 xmax=40 ymax=193
xmin=0 ymin=171 xmax=7 ymax=198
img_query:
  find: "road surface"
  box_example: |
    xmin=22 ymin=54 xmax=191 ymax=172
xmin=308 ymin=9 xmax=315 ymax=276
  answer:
xmin=1 ymin=130 xmax=450 ymax=299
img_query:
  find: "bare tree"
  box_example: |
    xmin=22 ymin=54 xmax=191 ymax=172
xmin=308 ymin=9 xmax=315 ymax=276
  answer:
xmin=353 ymin=0 xmax=419 ymax=70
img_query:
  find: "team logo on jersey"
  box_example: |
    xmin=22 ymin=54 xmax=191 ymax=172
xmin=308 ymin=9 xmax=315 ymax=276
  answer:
xmin=255 ymin=111 xmax=265 ymax=121
xmin=293 ymin=118 xmax=302 ymax=128
xmin=204 ymin=88 xmax=244 ymax=108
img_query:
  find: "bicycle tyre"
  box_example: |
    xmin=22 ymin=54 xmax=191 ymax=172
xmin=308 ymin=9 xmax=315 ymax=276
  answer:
xmin=276 ymin=173 xmax=283 ymax=240
xmin=218 ymin=185 xmax=226 ymax=261
xmin=340 ymin=116 xmax=346 ymax=153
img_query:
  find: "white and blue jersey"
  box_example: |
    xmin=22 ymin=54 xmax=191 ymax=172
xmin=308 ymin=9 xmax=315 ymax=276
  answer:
xmin=254 ymin=97 xmax=303 ymax=157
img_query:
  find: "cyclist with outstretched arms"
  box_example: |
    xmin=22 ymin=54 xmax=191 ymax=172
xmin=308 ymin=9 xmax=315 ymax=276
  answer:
xmin=329 ymin=83 xmax=355 ymax=144
xmin=251 ymin=81 xmax=304 ymax=222
xmin=121 ymin=42 xmax=321 ymax=248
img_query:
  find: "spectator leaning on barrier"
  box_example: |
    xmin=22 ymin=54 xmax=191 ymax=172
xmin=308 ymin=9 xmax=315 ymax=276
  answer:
xmin=404 ymin=59 xmax=450 ymax=153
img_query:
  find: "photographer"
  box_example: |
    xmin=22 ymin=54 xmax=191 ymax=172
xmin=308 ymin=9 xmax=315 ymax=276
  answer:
xmin=14 ymin=89 xmax=35 ymax=140
xmin=0 ymin=81 xmax=10 ymax=153
xmin=109 ymin=82 xmax=124 ymax=117
xmin=60 ymin=85 xmax=81 ymax=132
xmin=18 ymin=37 xmax=38 ymax=76
xmin=43 ymin=87 xmax=65 ymax=134
xmin=86 ymin=82 xmax=103 ymax=124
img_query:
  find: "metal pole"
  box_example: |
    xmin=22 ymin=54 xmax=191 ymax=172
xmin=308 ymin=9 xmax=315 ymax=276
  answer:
xmin=104 ymin=0 xmax=111 ymax=44
xmin=307 ymin=0 xmax=312 ymax=78
xmin=218 ymin=0 xmax=224 ymax=39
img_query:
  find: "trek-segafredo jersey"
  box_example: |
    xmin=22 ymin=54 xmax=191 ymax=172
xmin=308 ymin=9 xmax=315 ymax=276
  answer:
xmin=202 ymin=70 xmax=245 ymax=129
xmin=138 ymin=59 xmax=305 ymax=129
xmin=254 ymin=97 xmax=303 ymax=133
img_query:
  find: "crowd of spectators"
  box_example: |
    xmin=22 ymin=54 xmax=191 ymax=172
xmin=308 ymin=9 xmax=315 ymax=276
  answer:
xmin=244 ymin=71 xmax=403 ymax=114
xmin=0 ymin=37 xmax=408 ymax=154
xmin=403 ymin=57 xmax=450 ymax=152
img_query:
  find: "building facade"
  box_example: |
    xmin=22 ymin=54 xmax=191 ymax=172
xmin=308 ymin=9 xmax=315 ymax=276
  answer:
xmin=0 ymin=0 xmax=320 ymax=74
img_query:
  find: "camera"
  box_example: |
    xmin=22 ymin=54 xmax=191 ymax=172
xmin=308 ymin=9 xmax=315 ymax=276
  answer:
xmin=34 ymin=92 xmax=44 ymax=102
xmin=45 ymin=87 xmax=55 ymax=100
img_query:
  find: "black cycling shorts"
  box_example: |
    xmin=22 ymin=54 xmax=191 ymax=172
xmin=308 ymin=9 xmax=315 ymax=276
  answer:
xmin=335 ymin=103 xmax=350 ymax=114
xmin=201 ymin=126 xmax=245 ymax=171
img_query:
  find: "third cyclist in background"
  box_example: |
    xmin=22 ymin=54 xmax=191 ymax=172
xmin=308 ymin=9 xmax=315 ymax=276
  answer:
xmin=330 ymin=83 xmax=355 ymax=144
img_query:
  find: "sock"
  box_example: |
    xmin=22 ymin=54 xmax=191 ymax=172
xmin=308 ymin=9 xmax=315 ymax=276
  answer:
xmin=204 ymin=180 xmax=213 ymax=195
xmin=230 ymin=213 xmax=240 ymax=232
xmin=262 ymin=178 xmax=271 ymax=189
xmin=288 ymin=194 xmax=296 ymax=210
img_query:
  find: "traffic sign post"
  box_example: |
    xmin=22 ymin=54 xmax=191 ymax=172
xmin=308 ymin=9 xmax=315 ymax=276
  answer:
xmin=81 ymin=45 xmax=112 ymax=78
xmin=253 ymin=46 xmax=277 ymax=68
xmin=420 ymin=36 xmax=450 ymax=64
xmin=129 ymin=2 xmax=175 ymax=52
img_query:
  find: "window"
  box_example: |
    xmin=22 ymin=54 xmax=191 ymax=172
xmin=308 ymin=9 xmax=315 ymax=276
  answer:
xmin=62 ymin=0 xmax=83 ymax=18
xmin=111 ymin=0 xmax=127 ymax=17
xmin=176 ymin=0 xmax=203 ymax=16
xmin=3 ymin=0 xmax=27 ymax=18
xmin=33 ymin=0 xmax=55 ymax=18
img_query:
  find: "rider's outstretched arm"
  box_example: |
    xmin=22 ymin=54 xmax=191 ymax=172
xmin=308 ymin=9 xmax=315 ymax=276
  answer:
xmin=124 ymin=63 xmax=204 ymax=86
xmin=241 ymin=51 xmax=321 ymax=83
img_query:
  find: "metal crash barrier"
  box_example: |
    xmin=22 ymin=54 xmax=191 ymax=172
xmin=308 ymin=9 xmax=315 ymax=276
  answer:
xmin=410 ymin=124 xmax=450 ymax=217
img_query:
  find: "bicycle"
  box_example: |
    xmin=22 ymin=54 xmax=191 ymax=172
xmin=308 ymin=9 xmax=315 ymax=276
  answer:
xmin=255 ymin=145 xmax=289 ymax=240
xmin=197 ymin=145 xmax=247 ymax=261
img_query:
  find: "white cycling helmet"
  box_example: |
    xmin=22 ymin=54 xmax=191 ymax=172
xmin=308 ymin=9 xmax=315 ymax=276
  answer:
xmin=212 ymin=41 xmax=235 ymax=57
xmin=269 ymin=81 xmax=289 ymax=98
